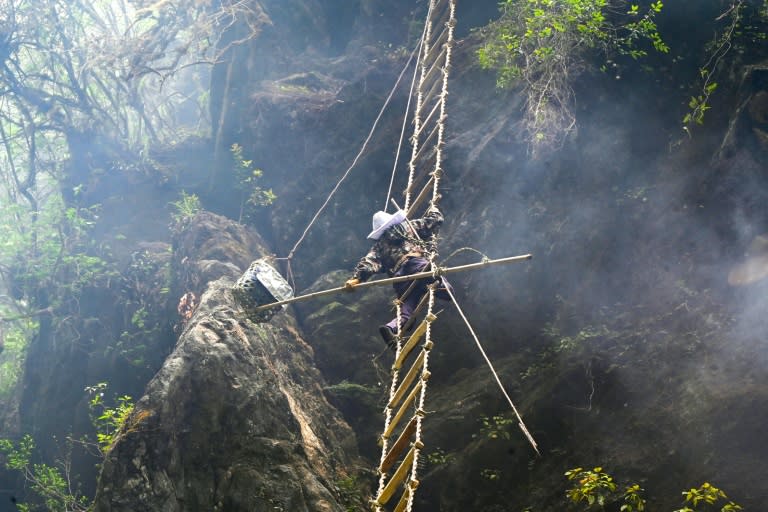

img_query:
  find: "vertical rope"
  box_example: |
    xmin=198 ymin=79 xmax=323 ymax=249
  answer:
xmin=373 ymin=299 xmax=404 ymax=512
xmin=384 ymin=10 xmax=431 ymax=212
xmin=278 ymin=31 xmax=425 ymax=274
xmin=430 ymin=0 xmax=455 ymax=208
xmin=404 ymin=285 xmax=436 ymax=512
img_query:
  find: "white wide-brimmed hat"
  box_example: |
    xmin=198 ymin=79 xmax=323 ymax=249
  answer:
xmin=367 ymin=209 xmax=407 ymax=240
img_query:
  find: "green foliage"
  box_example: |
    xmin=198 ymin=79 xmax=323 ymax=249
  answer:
xmin=566 ymin=467 xmax=618 ymax=508
xmin=0 ymin=435 xmax=34 ymax=471
xmin=114 ymin=249 xmax=171 ymax=368
xmin=0 ymin=435 xmax=90 ymax=511
xmin=472 ymin=415 xmax=514 ymax=484
xmin=323 ymin=380 xmax=380 ymax=424
xmin=426 ymin=447 xmax=455 ymax=467
xmin=476 ymin=0 xmax=667 ymax=154
xmin=683 ymin=80 xmax=718 ymax=126
xmin=545 ymin=324 xmax=611 ymax=353
xmin=85 ymin=382 xmax=134 ymax=455
xmin=673 ymin=482 xmax=742 ymax=512
xmin=57 ymin=206 xmax=115 ymax=298
xmin=623 ymin=2 xmax=668 ymax=57
xmin=324 ymin=380 xmax=379 ymax=397
xmin=622 ymin=484 xmax=646 ymax=512
xmin=521 ymin=323 xmax=611 ymax=381
xmin=480 ymin=468 xmax=503 ymax=481
xmin=682 ymin=0 xmax=768 ymax=131
xmin=231 ymin=143 xmax=276 ymax=223
xmin=0 ymin=195 xmax=114 ymax=307
xmin=477 ymin=0 xmax=667 ymax=82
xmin=681 ymin=1 xmax=739 ymax=132
xmin=475 ymin=414 xmax=515 ymax=441
xmin=117 ymin=302 xmax=151 ymax=367
xmin=0 ymin=196 xmax=116 ymax=392
xmin=564 ymin=467 xmax=741 ymax=512
xmin=0 ymin=319 xmax=35 ymax=400
xmin=169 ymin=191 xmax=201 ymax=225
xmin=0 ymin=0 xmax=242 ymax=321
xmin=0 ymin=0 xmax=255 ymax=163
xmin=335 ymin=474 xmax=368 ymax=512
xmin=0 ymin=0 xmax=263 ymax=367
xmin=131 ymin=307 xmax=148 ymax=329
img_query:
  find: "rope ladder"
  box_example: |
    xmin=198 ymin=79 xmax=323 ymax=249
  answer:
xmin=372 ymin=1 xmax=456 ymax=510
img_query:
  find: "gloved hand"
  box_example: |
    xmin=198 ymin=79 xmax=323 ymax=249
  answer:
xmin=344 ymin=278 xmax=360 ymax=291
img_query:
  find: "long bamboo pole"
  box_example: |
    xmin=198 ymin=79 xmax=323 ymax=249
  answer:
xmin=251 ymin=254 xmax=532 ymax=312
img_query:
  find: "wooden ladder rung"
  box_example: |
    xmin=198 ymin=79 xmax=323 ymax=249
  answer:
xmin=425 ymin=23 xmax=451 ymax=64
xmin=414 ymin=72 xmax=444 ymax=121
xmin=414 ymin=95 xmax=443 ymax=140
xmin=380 ymin=416 xmax=418 ymax=473
xmin=393 ymin=480 xmax=419 ymax=512
xmin=411 ymin=121 xmax=440 ymax=163
xmin=393 ymin=488 xmax=411 ymax=512
xmin=389 ymin=351 xmax=426 ymax=408
xmin=408 ymin=174 xmax=440 ymax=222
xmin=404 ymin=155 xmax=436 ymax=198
xmin=376 ymin=444 xmax=420 ymax=506
xmin=405 ymin=163 xmax=437 ymax=203
xmin=427 ymin=0 xmax=452 ymax=39
xmin=421 ymin=46 xmax=448 ymax=91
xmin=395 ymin=313 xmax=436 ymax=369
xmin=383 ymin=380 xmax=423 ymax=439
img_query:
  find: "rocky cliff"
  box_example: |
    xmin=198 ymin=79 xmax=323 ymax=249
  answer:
xmin=94 ymin=212 xmax=363 ymax=511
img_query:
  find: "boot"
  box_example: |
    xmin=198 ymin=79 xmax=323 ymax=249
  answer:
xmin=378 ymin=325 xmax=397 ymax=351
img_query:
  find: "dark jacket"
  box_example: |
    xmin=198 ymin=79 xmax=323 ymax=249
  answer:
xmin=353 ymin=206 xmax=443 ymax=282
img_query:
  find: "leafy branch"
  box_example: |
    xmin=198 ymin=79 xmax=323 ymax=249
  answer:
xmin=85 ymin=382 xmax=135 ymax=455
xmin=477 ymin=0 xmax=667 ymax=156
xmin=0 ymin=435 xmax=91 ymax=512
xmin=674 ymin=483 xmax=742 ymax=512
xmin=682 ymin=1 xmax=744 ymax=132
xmin=231 ymin=143 xmax=276 ymax=223
xmin=170 ymin=191 xmax=202 ymax=227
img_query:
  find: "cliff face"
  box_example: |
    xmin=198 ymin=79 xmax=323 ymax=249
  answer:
xmin=94 ymin=213 xmax=361 ymax=511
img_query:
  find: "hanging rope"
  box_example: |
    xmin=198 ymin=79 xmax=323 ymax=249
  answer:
xmin=276 ymin=38 xmax=424 ymax=286
xmin=383 ymin=5 xmax=432 ymax=212
xmin=444 ymin=284 xmax=540 ymax=455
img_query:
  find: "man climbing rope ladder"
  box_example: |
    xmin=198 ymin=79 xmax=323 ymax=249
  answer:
xmin=344 ymin=201 xmax=452 ymax=348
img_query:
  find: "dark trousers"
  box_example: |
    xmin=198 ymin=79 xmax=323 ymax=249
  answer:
xmin=385 ymin=257 xmax=452 ymax=332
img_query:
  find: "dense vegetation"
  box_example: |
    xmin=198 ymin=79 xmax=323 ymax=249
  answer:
xmin=0 ymin=0 xmax=269 ymax=394
xmin=476 ymin=0 xmax=768 ymax=153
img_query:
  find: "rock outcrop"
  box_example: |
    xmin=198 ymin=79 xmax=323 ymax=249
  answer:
xmin=94 ymin=213 xmax=361 ymax=512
